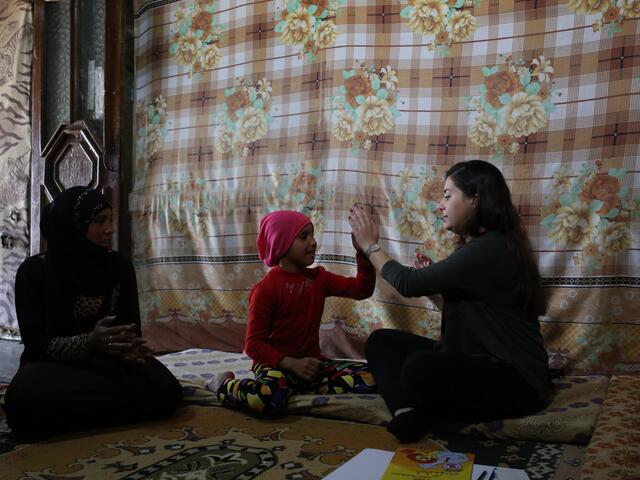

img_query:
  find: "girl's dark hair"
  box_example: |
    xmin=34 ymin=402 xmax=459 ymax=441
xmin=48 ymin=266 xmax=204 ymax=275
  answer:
xmin=445 ymin=160 xmax=546 ymax=315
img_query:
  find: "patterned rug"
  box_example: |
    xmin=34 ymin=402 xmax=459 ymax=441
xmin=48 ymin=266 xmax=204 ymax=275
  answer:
xmin=430 ymin=431 xmax=586 ymax=480
xmin=0 ymin=384 xmax=17 ymax=457
xmin=0 ymin=405 xmax=442 ymax=480
xmin=0 ymin=405 xmax=585 ymax=480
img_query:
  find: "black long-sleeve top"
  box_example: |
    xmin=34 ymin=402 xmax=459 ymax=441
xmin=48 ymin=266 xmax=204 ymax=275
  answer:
xmin=381 ymin=230 xmax=552 ymax=402
xmin=15 ymin=253 xmax=142 ymax=365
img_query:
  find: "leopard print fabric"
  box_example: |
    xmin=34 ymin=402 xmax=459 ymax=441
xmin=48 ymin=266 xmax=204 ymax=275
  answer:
xmin=45 ymin=295 xmax=106 ymax=361
xmin=46 ymin=333 xmax=89 ymax=361
xmin=74 ymin=295 xmax=105 ymax=318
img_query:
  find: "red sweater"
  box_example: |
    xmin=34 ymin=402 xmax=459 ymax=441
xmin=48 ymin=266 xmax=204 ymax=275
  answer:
xmin=244 ymin=254 xmax=376 ymax=367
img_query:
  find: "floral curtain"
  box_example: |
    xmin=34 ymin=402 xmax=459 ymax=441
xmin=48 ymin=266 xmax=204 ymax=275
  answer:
xmin=132 ymin=0 xmax=640 ymax=374
xmin=0 ymin=0 xmax=32 ymax=339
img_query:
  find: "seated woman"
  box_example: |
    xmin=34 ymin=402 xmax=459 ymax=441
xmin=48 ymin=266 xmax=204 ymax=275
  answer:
xmin=349 ymin=160 xmax=552 ymax=443
xmin=3 ymin=186 xmax=182 ymax=440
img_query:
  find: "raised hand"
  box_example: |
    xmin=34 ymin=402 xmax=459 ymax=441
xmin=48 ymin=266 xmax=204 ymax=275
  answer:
xmin=349 ymin=204 xmax=379 ymax=253
xmin=414 ymin=249 xmax=433 ymax=269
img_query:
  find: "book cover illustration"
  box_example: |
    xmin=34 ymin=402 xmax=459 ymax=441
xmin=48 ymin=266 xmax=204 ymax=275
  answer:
xmin=381 ymin=448 xmax=475 ymax=479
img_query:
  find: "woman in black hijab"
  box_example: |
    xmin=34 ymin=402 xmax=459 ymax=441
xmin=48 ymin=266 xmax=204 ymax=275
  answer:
xmin=3 ymin=186 xmax=182 ymax=440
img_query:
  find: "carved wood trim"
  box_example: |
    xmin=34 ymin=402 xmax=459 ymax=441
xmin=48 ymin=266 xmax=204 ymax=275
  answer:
xmin=41 ymin=120 xmax=104 ymax=200
xmin=70 ymin=0 xmax=80 ymax=122
xmin=105 ymin=0 xmax=127 ymax=255
xmin=29 ymin=0 xmax=44 ymax=255
xmin=29 ymin=0 xmax=131 ymax=256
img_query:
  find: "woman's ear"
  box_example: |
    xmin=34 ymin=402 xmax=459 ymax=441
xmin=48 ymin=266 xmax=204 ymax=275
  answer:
xmin=469 ymin=194 xmax=479 ymax=208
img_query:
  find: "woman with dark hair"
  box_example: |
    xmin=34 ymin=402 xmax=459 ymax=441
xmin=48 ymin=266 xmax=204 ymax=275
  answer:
xmin=3 ymin=186 xmax=182 ymax=440
xmin=350 ymin=160 xmax=551 ymax=443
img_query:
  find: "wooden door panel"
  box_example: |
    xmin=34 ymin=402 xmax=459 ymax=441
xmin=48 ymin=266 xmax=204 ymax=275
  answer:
xmin=29 ymin=0 xmax=130 ymax=256
xmin=41 ymin=120 xmax=103 ymax=200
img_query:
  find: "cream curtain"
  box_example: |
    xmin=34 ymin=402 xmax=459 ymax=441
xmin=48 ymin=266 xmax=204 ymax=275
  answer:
xmin=132 ymin=0 xmax=640 ymax=374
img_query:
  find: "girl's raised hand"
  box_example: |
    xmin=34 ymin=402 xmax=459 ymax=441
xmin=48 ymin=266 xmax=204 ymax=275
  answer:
xmin=349 ymin=204 xmax=379 ymax=252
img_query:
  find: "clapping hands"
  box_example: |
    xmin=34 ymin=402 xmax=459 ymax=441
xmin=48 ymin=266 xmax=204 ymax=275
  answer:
xmin=349 ymin=204 xmax=379 ymax=253
xmin=88 ymin=315 xmax=154 ymax=364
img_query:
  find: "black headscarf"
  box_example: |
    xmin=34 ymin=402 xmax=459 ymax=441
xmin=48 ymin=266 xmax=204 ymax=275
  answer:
xmin=41 ymin=186 xmax=114 ymax=294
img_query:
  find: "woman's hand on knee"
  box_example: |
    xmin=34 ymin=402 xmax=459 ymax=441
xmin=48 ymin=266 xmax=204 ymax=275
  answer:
xmin=279 ymin=356 xmax=321 ymax=381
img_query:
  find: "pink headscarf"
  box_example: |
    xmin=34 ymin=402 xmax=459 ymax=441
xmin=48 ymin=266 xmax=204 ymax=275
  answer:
xmin=257 ymin=210 xmax=311 ymax=267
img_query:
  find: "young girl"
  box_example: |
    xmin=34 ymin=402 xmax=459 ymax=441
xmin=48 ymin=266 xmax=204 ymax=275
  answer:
xmin=206 ymin=210 xmax=377 ymax=413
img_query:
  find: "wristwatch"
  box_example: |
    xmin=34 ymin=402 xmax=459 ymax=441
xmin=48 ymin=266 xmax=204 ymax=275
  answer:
xmin=365 ymin=243 xmax=382 ymax=258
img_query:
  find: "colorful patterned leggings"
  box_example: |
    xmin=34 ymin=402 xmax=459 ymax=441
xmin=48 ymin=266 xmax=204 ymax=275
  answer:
xmin=217 ymin=359 xmax=376 ymax=414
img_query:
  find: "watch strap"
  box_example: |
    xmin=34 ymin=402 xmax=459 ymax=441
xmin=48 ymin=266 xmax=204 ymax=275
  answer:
xmin=365 ymin=243 xmax=381 ymax=258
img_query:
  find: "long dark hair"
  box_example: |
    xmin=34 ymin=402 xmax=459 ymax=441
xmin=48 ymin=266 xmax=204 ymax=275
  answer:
xmin=445 ymin=160 xmax=546 ymax=315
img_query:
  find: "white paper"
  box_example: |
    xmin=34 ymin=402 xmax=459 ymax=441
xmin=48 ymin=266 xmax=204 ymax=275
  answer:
xmin=471 ymin=465 xmax=531 ymax=480
xmin=322 ymin=449 xmax=393 ymax=480
xmin=322 ymin=448 xmax=530 ymax=480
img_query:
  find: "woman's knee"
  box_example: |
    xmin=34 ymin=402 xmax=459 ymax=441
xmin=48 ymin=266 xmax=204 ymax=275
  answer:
xmin=154 ymin=375 xmax=183 ymax=413
xmin=3 ymin=367 xmax=52 ymax=433
xmin=4 ymin=364 xmax=49 ymax=412
xmin=134 ymin=369 xmax=183 ymax=417
xmin=365 ymin=328 xmax=393 ymax=359
xmin=368 ymin=328 xmax=394 ymax=343
xmin=399 ymin=351 xmax=442 ymax=404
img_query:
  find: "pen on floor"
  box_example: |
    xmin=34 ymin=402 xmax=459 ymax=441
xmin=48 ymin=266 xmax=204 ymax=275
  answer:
xmin=476 ymin=467 xmax=498 ymax=480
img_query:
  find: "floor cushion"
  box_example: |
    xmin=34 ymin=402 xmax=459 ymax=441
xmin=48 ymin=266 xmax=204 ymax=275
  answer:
xmin=158 ymin=348 xmax=608 ymax=444
xmin=578 ymin=375 xmax=640 ymax=480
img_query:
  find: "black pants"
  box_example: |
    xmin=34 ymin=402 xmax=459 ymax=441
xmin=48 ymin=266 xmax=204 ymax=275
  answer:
xmin=365 ymin=328 xmax=545 ymax=426
xmin=3 ymin=356 xmax=183 ymax=441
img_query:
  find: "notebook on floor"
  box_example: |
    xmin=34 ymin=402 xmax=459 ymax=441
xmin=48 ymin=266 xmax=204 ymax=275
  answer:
xmin=322 ymin=448 xmax=530 ymax=480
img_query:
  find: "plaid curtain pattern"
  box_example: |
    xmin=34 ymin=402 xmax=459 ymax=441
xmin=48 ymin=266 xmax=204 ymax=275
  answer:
xmin=132 ymin=0 xmax=640 ymax=374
